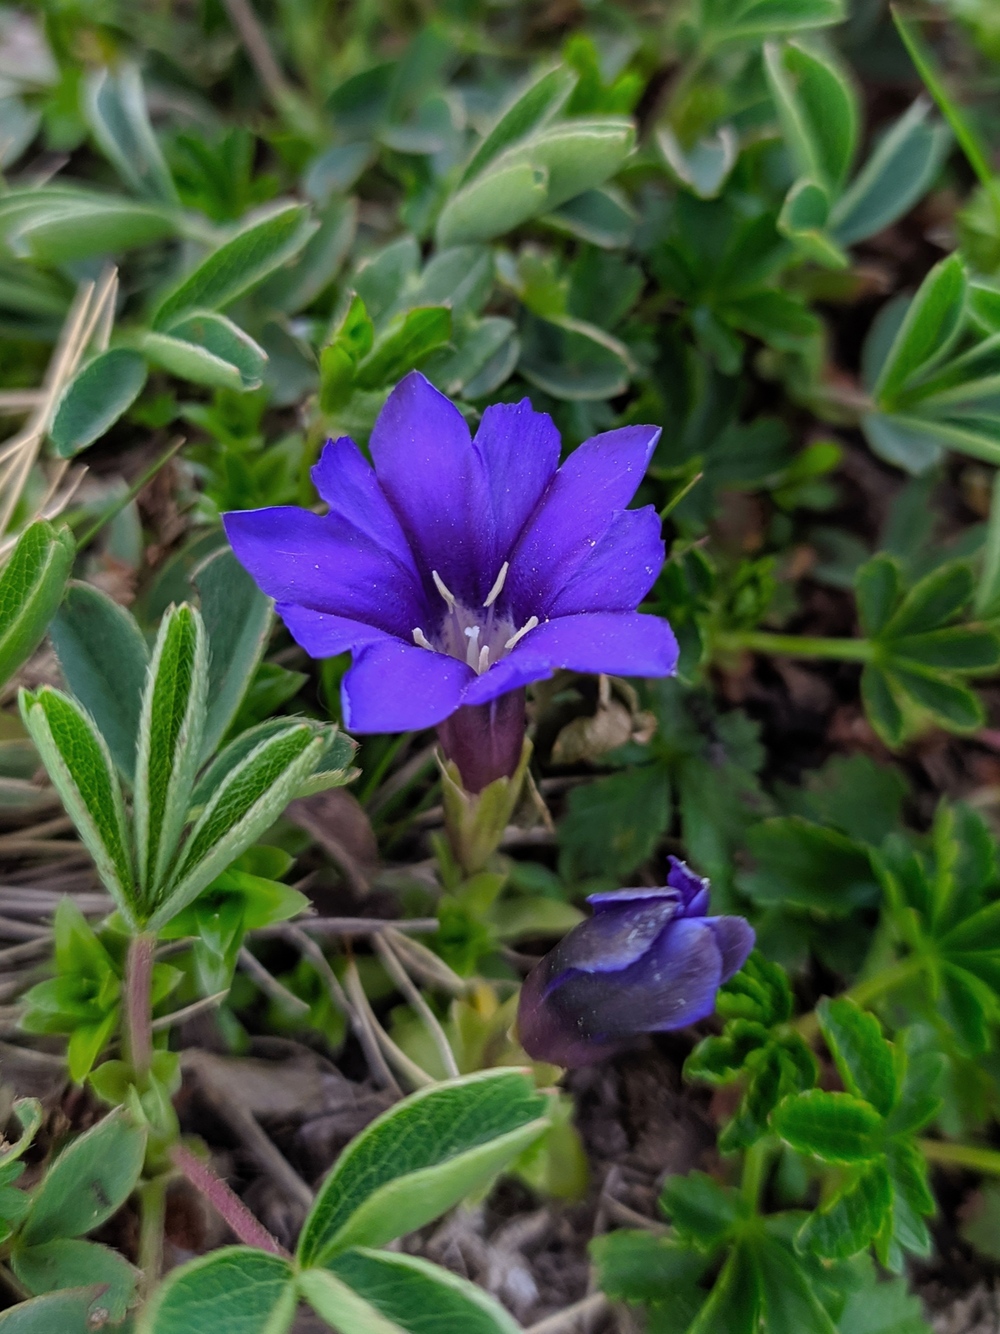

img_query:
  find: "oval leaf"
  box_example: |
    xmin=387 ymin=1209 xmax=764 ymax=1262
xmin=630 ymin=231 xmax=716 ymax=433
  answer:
xmin=49 ymin=348 xmax=147 ymax=457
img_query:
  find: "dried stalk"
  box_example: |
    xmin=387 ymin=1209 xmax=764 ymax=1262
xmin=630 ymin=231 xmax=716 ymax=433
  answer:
xmin=372 ymin=932 xmax=459 ymax=1079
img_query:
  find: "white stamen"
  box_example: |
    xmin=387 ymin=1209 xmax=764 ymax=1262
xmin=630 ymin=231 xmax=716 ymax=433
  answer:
xmin=432 ymin=569 xmax=456 ymax=610
xmin=505 ymin=616 xmax=539 ymax=651
xmin=477 ymin=645 xmax=491 ymax=674
xmin=483 ymin=561 xmax=509 ymax=608
xmin=412 ymin=627 xmax=434 ymax=651
xmin=464 ymin=625 xmax=481 ymax=670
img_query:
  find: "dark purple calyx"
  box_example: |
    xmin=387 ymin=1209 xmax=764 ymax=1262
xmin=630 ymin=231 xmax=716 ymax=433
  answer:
xmin=436 ymin=689 xmax=526 ymax=793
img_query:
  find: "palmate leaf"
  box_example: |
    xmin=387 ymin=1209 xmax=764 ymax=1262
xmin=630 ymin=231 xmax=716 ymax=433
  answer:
xmin=18 ymin=687 xmax=136 ymax=925
xmin=134 ymin=604 xmax=209 ymax=909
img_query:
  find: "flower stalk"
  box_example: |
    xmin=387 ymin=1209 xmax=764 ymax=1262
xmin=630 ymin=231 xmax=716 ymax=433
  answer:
xmin=124 ymin=932 xmax=156 ymax=1080
xmin=170 ymin=1142 xmax=290 ymax=1257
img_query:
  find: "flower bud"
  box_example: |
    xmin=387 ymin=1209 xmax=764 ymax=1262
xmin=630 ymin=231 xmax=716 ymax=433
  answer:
xmin=517 ymin=858 xmax=754 ymax=1068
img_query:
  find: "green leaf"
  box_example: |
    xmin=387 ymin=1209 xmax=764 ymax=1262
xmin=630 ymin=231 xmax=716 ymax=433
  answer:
xmin=21 ymin=1108 xmax=145 ymax=1244
xmin=543 ymin=186 xmax=636 ymax=247
xmin=319 ymin=1249 xmax=524 ymax=1334
xmin=355 ymin=306 xmax=452 ymax=389
xmin=855 ymin=556 xmax=903 ymax=637
xmin=0 ymin=187 xmax=178 ymax=263
xmin=887 ymin=665 xmax=983 ymax=731
xmin=0 ymin=1288 xmax=113 ymax=1332
xmin=12 ymin=1239 xmax=138 ymax=1323
xmin=153 ymin=203 xmax=316 ymax=328
xmin=134 ymin=604 xmax=208 ymax=907
xmin=875 ymin=254 xmax=967 ymax=404
xmin=519 ymin=313 xmax=633 ymax=401
xmin=150 ymin=721 xmax=326 ymax=929
xmin=891 ymin=627 xmax=1000 ymax=673
xmin=0 ymin=521 xmax=75 ymax=690
xmin=660 ymin=1172 xmax=741 ymax=1249
xmin=831 ymin=101 xmax=950 ymax=246
xmin=423 ymin=317 xmax=517 ymax=398
xmin=778 ymin=179 xmax=848 ymax=268
xmin=764 ymin=41 xmax=858 ymax=192
xmin=18 ymin=687 xmax=135 ymax=923
xmin=882 ymin=562 xmax=973 ymax=637
xmin=141 ymin=329 xmax=250 ymax=391
xmin=297 ymin=1069 xmax=549 ymax=1266
xmin=161 ymin=312 xmax=267 ymax=390
xmin=49 ymin=582 xmax=150 ymax=780
xmin=84 ymin=64 xmax=178 ymax=204
xmin=753 ymin=1234 xmax=838 ymax=1334
xmin=139 ymin=1247 xmax=296 ymax=1334
xmin=49 ymin=348 xmax=147 ymax=457
xmin=658 ymin=127 xmax=738 ymax=200
xmin=837 ymin=1265 xmax=931 ymax=1334
xmin=741 ymin=818 xmax=876 ymax=914
xmin=686 ymin=1241 xmax=758 ymax=1334
xmin=702 ymin=0 xmax=844 ymax=44
xmin=590 ymin=1230 xmax=709 ymax=1306
xmin=861 ymin=413 xmax=943 ymax=475
xmin=771 ymin=1090 xmax=884 ymax=1163
xmin=194 ymin=548 xmax=273 ymax=758
xmin=436 ymin=160 xmax=550 ymax=247
xmin=860 ymin=665 xmax=906 ymax=748
xmin=798 ymin=1162 xmax=893 ymax=1260
xmin=559 ymin=763 xmax=670 ymax=880
xmin=459 ymin=66 xmax=577 ymax=186
xmin=817 ymin=999 xmax=897 ymax=1116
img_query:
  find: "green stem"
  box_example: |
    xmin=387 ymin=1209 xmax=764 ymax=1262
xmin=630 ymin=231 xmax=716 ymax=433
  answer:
xmin=715 ymin=631 xmax=873 ymax=662
xmin=138 ymin=1175 xmax=167 ymax=1297
xmin=741 ymin=1137 xmax=774 ymax=1212
xmin=795 ymin=956 xmax=925 ymax=1040
xmin=919 ymin=1139 xmax=1000 ymax=1176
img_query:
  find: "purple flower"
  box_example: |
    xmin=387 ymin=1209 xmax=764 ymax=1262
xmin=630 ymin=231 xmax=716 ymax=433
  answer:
xmin=224 ymin=372 xmax=678 ymax=789
xmin=517 ymin=857 xmax=754 ymax=1068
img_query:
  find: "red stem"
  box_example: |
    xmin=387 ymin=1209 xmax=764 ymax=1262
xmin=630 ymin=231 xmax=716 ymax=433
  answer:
xmin=171 ymin=1144 xmax=290 ymax=1258
xmin=124 ymin=933 xmax=155 ymax=1079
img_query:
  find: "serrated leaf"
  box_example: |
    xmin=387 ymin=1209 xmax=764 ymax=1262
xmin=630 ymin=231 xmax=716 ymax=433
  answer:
xmin=49 ymin=348 xmax=147 ymax=457
xmin=49 ymin=582 xmax=149 ymax=780
xmin=150 ymin=721 xmax=326 ymax=929
xmin=686 ymin=1240 xmax=758 ymax=1334
xmin=660 ymin=1172 xmax=742 ymax=1249
xmin=134 ymin=604 xmax=208 ymax=907
xmin=153 ymin=203 xmax=316 ymax=328
xmin=297 ymin=1069 xmax=549 ymax=1265
xmin=771 ymin=1090 xmax=884 ymax=1163
xmin=139 ymin=1247 xmax=296 ymax=1334
xmin=753 ymin=1233 xmax=838 ymax=1334
xmin=818 ymin=999 xmax=897 ymax=1115
xmin=590 ymin=1230 xmax=709 ymax=1306
xmin=194 ymin=548 xmax=273 ymax=758
xmin=799 ymin=1162 xmax=894 ymax=1258
xmin=0 ymin=521 xmax=74 ymax=690
xmin=21 ymin=1108 xmax=145 ymax=1245
xmin=18 ymin=687 xmax=135 ymax=923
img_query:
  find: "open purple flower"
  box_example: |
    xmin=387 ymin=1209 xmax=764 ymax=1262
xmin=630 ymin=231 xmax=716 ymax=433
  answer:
xmin=224 ymin=371 xmax=677 ymax=790
xmin=517 ymin=857 xmax=754 ymax=1068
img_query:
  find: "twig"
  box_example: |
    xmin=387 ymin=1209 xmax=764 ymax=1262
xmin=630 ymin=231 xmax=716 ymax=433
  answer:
xmin=171 ymin=1142 xmax=291 ymax=1257
xmin=373 ymin=933 xmax=460 ymax=1079
xmin=384 ymin=927 xmax=466 ymax=997
xmin=238 ymin=946 xmax=310 ymax=1017
xmin=255 ymin=915 xmax=439 ymax=939
xmin=344 ymin=956 xmax=433 ymax=1090
xmin=221 ymin=0 xmax=295 ymax=108
xmin=525 ymin=1294 xmax=610 ymax=1334
xmin=182 ymin=1051 xmax=315 ymax=1210
xmin=280 ymin=925 xmax=400 ymax=1095
xmin=151 ymin=989 xmax=229 ymax=1032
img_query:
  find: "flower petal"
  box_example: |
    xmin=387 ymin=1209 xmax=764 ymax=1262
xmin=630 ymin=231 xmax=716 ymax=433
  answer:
xmin=224 ymin=507 xmax=424 ymax=637
xmin=541 ymin=897 xmax=680 ymax=987
xmin=667 ymin=856 xmax=710 ymax=916
xmin=517 ymin=963 xmax=627 ymax=1069
xmin=342 ymin=639 xmax=473 ymax=732
xmin=472 ymin=399 xmax=560 ymax=566
xmin=506 ymin=424 xmax=661 ymax=615
xmin=369 ymin=372 xmax=493 ymax=605
xmin=311 ymin=435 xmax=419 ymax=575
xmin=705 ymin=917 xmax=756 ymax=982
xmin=546 ymin=507 xmax=665 ymax=617
xmin=278 ymin=604 xmax=393 ymax=658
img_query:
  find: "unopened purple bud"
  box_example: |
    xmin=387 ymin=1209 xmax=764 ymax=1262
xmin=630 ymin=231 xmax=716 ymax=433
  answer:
xmin=517 ymin=861 xmax=754 ymax=1068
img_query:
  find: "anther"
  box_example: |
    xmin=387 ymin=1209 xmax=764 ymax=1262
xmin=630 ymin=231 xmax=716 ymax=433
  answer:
xmin=412 ymin=628 xmax=434 ymax=651
xmin=483 ymin=561 xmax=509 ymax=608
xmin=477 ymin=645 xmax=491 ymax=674
xmin=505 ymin=616 xmax=539 ymax=650
xmin=432 ymin=570 xmax=456 ymax=611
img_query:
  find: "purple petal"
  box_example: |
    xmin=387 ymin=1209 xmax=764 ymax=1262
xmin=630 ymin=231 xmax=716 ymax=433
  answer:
xmin=458 ymin=653 xmax=555 ymax=708
xmin=368 ymin=372 xmax=493 ymax=605
xmin=472 ymin=399 xmax=560 ymax=564
xmin=667 ymin=857 xmax=710 ymax=915
xmin=506 ymin=424 xmax=661 ymax=615
xmin=342 ymin=640 xmax=473 ymax=731
xmin=541 ymin=897 xmax=680 ymax=984
xmin=509 ymin=611 xmax=679 ymax=677
xmin=546 ymin=508 xmax=665 ymax=617
xmin=224 ymin=508 xmax=425 ymax=637
xmin=705 ymin=917 xmax=756 ymax=982
xmin=311 ymin=435 xmax=419 ymax=575
xmin=552 ymin=918 xmax=724 ymax=1042
xmin=587 ymin=887 xmax=680 ymax=909
xmin=277 ymin=604 xmax=393 ymax=658
xmin=517 ymin=963 xmax=627 ymax=1069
